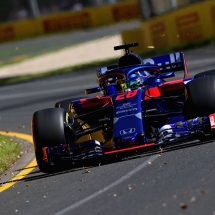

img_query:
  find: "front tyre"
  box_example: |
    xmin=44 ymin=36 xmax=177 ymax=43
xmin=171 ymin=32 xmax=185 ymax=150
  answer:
xmin=194 ymin=69 xmax=215 ymax=79
xmin=185 ymin=76 xmax=215 ymax=118
xmin=32 ymin=108 xmax=75 ymax=173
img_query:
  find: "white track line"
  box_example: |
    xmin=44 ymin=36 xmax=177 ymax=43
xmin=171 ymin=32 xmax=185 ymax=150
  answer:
xmin=54 ymin=155 xmax=158 ymax=215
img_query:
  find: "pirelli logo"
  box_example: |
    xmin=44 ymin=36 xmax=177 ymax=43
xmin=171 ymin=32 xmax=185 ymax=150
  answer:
xmin=149 ymin=22 xmax=168 ymax=48
xmin=43 ymin=12 xmax=91 ymax=33
xmin=112 ymin=3 xmax=140 ymax=22
xmin=0 ymin=26 xmax=15 ymax=42
xmin=176 ymin=12 xmax=203 ymax=43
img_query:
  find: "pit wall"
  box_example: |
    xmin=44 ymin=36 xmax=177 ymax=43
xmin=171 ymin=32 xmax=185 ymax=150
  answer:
xmin=121 ymin=0 xmax=215 ymax=53
xmin=0 ymin=1 xmax=140 ymax=43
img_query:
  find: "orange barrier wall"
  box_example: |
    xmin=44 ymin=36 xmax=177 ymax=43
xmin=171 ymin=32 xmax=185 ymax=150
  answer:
xmin=121 ymin=0 xmax=215 ymax=53
xmin=0 ymin=1 xmax=140 ymax=43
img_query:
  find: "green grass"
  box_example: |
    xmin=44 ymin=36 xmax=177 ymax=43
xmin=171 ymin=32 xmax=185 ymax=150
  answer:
xmin=0 ymin=135 xmax=21 ymax=175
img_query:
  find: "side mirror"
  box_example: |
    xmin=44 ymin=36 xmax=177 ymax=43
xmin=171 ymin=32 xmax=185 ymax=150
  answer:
xmin=85 ymin=87 xmax=100 ymax=94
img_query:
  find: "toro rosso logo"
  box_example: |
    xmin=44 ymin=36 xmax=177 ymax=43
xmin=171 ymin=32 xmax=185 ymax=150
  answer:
xmin=120 ymin=128 xmax=135 ymax=135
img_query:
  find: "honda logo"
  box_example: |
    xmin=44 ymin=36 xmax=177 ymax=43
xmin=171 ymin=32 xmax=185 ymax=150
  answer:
xmin=120 ymin=128 xmax=135 ymax=135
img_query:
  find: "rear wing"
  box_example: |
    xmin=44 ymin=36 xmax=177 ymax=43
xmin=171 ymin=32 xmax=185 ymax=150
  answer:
xmin=143 ymin=52 xmax=189 ymax=78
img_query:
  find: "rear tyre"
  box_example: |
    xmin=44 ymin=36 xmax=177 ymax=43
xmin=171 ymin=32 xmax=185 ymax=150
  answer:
xmin=55 ymin=97 xmax=85 ymax=113
xmin=55 ymin=98 xmax=73 ymax=112
xmin=185 ymin=76 xmax=215 ymax=118
xmin=32 ymin=108 xmax=75 ymax=173
xmin=194 ymin=69 xmax=215 ymax=79
xmin=55 ymin=97 xmax=86 ymax=131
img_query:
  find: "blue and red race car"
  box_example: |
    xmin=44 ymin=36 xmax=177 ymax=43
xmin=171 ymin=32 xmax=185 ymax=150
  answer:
xmin=32 ymin=42 xmax=215 ymax=173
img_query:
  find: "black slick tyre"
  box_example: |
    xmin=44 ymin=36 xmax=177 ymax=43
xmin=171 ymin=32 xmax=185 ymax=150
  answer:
xmin=55 ymin=97 xmax=85 ymax=113
xmin=194 ymin=69 xmax=215 ymax=79
xmin=32 ymin=108 xmax=75 ymax=173
xmin=185 ymin=76 xmax=215 ymax=118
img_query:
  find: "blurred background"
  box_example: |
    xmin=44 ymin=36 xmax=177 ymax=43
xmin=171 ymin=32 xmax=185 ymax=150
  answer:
xmin=0 ymin=0 xmax=207 ymax=23
xmin=0 ymin=0 xmax=213 ymax=78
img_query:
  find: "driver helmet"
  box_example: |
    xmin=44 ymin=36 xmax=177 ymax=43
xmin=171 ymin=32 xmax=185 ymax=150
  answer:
xmin=129 ymin=72 xmax=148 ymax=89
xmin=129 ymin=74 xmax=142 ymax=88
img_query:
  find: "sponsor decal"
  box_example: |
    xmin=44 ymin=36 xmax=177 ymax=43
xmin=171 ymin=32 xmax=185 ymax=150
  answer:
xmin=149 ymin=21 xmax=168 ymax=48
xmin=43 ymin=12 xmax=91 ymax=33
xmin=116 ymin=108 xmax=138 ymax=114
xmin=209 ymin=114 xmax=215 ymax=130
xmin=112 ymin=3 xmax=140 ymax=22
xmin=116 ymin=102 xmax=137 ymax=110
xmin=0 ymin=26 xmax=15 ymax=42
xmin=114 ymin=112 xmax=142 ymax=124
xmin=120 ymin=128 xmax=135 ymax=135
xmin=176 ymin=12 xmax=203 ymax=43
xmin=143 ymin=52 xmax=182 ymax=69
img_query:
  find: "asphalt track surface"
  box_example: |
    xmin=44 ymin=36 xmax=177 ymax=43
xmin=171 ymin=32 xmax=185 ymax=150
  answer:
xmin=1 ymin=46 xmax=215 ymax=215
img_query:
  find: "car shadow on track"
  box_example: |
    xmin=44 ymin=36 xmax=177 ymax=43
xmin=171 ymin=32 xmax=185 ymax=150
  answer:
xmin=1 ymin=139 xmax=214 ymax=186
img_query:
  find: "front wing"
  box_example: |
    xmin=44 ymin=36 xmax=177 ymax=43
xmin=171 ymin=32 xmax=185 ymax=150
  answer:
xmin=43 ymin=114 xmax=215 ymax=163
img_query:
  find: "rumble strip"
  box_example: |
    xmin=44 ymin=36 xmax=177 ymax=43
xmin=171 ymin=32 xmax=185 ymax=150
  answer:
xmin=0 ymin=131 xmax=37 ymax=193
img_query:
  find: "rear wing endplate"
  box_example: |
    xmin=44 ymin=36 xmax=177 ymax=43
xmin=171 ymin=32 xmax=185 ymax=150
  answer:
xmin=143 ymin=52 xmax=189 ymax=78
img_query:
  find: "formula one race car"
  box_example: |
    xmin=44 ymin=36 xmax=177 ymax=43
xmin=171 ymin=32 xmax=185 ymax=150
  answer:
xmin=32 ymin=42 xmax=215 ymax=173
